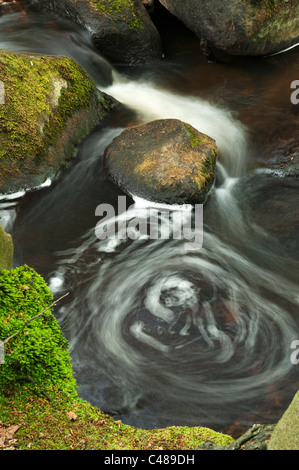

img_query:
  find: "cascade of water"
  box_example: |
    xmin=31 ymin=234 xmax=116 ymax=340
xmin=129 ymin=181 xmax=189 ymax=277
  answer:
xmin=103 ymin=73 xmax=248 ymax=178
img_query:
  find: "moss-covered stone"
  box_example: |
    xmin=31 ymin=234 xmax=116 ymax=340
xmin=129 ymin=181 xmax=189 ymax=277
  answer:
xmin=247 ymin=0 xmax=299 ymax=53
xmin=0 ymin=224 xmax=13 ymax=271
xmin=268 ymin=391 xmax=299 ymax=450
xmin=0 ymin=50 xmax=115 ymax=193
xmin=0 ymin=265 xmax=77 ymax=399
xmin=0 ymin=391 xmax=234 ymax=450
xmin=103 ymin=119 xmax=217 ymax=204
xmin=26 ymin=0 xmax=162 ymax=65
xmin=159 ymin=0 xmax=299 ymax=57
xmin=90 ymin=0 xmax=145 ymax=30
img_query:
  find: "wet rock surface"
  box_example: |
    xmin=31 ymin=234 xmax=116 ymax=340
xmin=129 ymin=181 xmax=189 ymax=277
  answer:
xmin=25 ymin=0 xmax=162 ymax=65
xmin=159 ymin=0 xmax=299 ymax=57
xmin=103 ymin=118 xmax=217 ymax=204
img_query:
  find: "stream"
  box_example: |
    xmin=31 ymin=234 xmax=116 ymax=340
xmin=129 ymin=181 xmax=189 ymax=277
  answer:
xmin=1 ymin=10 xmax=299 ymax=437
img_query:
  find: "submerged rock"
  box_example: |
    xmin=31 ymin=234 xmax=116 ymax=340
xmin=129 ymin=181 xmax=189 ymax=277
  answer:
xmin=264 ymin=140 xmax=299 ymax=178
xmin=0 ymin=0 xmax=24 ymax=17
xmin=26 ymin=0 xmax=162 ymax=65
xmin=103 ymin=119 xmax=217 ymax=205
xmin=0 ymin=224 xmax=13 ymax=271
xmin=159 ymin=0 xmax=299 ymax=57
xmin=0 ymin=50 xmax=116 ymax=193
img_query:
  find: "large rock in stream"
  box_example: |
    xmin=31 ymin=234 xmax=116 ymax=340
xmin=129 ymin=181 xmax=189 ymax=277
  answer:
xmin=159 ymin=0 xmax=299 ymax=57
xmin=25 ymin=0 xmax=162 ymax=65
xmin=103 ymin=119 xmax=217 ymax=205
xmin=268 ymin=390 xmax=299 ymax=450
xmin=0 ymin=50 xmax=116 ymax=193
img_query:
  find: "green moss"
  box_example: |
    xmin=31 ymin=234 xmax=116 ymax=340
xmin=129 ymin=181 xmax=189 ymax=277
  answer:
xmin=0 ymin=263 xmax=233 ymax=450
xmin=0 ymin=51 xmax=98 ymax=186
xmin=184 ymin=124 xmax=204 ymax=149
xmin=0 ymin=391 xmax=233 ymax=450
xmin=90 ymin=0 xmax=145 ymax=30
xmin=0 ymin=265 xmax=77 ymax=399
xmin=249 ymin=0 xmax=298 ymax=45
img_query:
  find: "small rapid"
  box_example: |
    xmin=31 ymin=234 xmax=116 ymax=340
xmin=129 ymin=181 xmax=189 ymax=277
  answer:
xmin=103 ymin=73 xmax=248 ymax=177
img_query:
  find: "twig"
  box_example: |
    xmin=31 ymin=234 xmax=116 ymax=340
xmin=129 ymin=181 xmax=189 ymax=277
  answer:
xmin=17 ymin=375 xmax=53 ymax=402
xmin=3 ymin=292 xmax=69 ymax=345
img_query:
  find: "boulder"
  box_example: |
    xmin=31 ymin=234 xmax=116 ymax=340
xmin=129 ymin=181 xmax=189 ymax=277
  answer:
xmin=268 ymin=391 xmax=299 ymax=450
xmin=103 ymin=119 xmax=217 ymax=205
xmin=26 ymin=0 xmax=162 ymax=65
xmin=0 ymin=224 xmax=13 ymax=271
xmin=0 ymin=50 xmax=116 ymax=193
xmin=159 ymin=0 xmax=299 ymax=57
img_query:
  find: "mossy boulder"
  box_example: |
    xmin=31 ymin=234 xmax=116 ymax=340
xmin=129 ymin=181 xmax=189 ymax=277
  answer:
xmin=268 ymin=391 xmax=299 ymax=450
xmin=26 ymin=0 xmax=162 ymax=65
xmin=103 ymin=119 xmax=217 ymax=204
xmin=159 ymin=0 xmax=299 ymax=57
xmin=0 ymin=50 xmax=116 ymax=193
xmin=0 ymin=224 xmax=13 ymax=271
xmin=0 ymin=265 xmax=77 ymax=399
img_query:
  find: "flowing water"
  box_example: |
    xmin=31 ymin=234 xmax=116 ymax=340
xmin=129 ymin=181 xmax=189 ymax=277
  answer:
xmin=1 ymin=11 xmax=299 ymax=436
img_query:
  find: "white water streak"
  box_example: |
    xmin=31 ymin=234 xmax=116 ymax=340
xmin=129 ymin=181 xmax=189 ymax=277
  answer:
xmin=102 ymin=73 xmax=248 ymax=177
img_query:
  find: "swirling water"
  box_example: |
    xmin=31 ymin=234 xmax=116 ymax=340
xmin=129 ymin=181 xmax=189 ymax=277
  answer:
xmin=1 ymin=11 xmax=299 ymax=435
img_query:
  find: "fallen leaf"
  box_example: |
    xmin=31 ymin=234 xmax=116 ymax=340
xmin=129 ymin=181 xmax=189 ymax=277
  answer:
xmin=0 ymin=425 xmax=20 ymax=446
xmin=67 ymin=411 xmax=77 ymax=421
